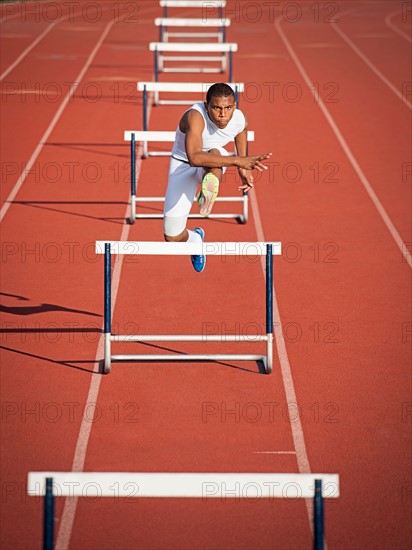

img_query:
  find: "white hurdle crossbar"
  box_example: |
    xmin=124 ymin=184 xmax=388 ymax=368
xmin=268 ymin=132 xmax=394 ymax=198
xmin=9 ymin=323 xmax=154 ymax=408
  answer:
xmin=124 ymin=130 xmax=254 ymax=224
xmin=29 ymin=472 xmax=338 ymax=550
xmin=137 ymin=82 xmax=245 ymax=128
xmin=96 ymin=241 xmax=281 ymax=374
xmin=149 ymin=42 xmax=238 ymax=81
xmin=160 ymin=1 xmax=227 ymax=18
xmin=155 ymin=18 xmax=230 ymax=42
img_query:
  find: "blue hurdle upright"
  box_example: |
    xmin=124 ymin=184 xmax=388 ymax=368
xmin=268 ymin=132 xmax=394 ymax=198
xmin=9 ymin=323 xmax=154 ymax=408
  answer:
xmin=29 ymin=472 xmax=338 ymax=550
xmin=96 ymin=241 xmax=281 ymax=374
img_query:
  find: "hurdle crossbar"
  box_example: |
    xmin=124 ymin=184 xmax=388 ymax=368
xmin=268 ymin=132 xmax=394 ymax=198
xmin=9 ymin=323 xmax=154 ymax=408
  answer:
xmin=96 ymin=241 xmax=280 ymax=374
xmin=160 ymin=1 xmax=227 ymax=18
xmin=124 ymin=131 xmax=254 ymax=224
xmin=149 ymin=42 xmax=237 ymax=81
xmin=29 ymin=472 xmax=337 ymax=550
xmin=155 ymin=18 xmax=230 ymax=42
xmin=137 ymin=82 xmax=245 ymax=127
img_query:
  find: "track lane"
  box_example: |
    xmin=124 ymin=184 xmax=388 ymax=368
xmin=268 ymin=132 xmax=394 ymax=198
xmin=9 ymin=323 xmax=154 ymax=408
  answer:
xmin=275 ymin=3 xmax=411 ymax=252
xmin=252 ymin=2 xmax=411 ymax=548
xmin=1 ymin=14 xmax=116 ymax=215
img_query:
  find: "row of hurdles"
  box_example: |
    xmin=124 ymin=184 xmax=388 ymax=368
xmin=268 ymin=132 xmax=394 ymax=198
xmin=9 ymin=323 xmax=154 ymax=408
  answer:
xmin=124 ymin=0 xmax=252 ymax=223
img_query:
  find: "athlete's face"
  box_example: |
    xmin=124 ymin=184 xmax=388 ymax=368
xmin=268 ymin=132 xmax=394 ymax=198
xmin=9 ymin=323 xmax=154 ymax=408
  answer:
xmin=205 ymin=95 xmax=236 ymax=129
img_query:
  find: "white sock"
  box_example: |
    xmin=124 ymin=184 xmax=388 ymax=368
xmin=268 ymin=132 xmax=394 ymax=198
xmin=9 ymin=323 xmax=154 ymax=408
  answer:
xmin=187 ymin=229 xmax=201 ymax=243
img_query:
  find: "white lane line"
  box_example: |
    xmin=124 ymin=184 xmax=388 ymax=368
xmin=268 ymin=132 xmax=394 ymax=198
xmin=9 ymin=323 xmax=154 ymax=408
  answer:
xmin=55 ymin=218 xmax=131 ymax=550
xmin=1 ymin=21 xmax=58 ymax=81
xmin=275 ymin=17 xmax=412 ymax=269
xmin=0 ymin=19 xmax=114 ymax=223
xmin=331 ymin=19 xmax=412 ymax=110
xmin=0 ymin=4 xmax=95 ymax=82
xmin=249 ymin=191 xmax=315 ymax=533
xmin=385 ymin=9 xmax=412 ymax=43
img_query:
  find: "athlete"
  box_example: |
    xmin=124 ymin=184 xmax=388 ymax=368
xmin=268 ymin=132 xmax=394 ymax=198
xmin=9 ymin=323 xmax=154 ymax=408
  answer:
xmin=163 ymin=82 xmax=271 ymax=272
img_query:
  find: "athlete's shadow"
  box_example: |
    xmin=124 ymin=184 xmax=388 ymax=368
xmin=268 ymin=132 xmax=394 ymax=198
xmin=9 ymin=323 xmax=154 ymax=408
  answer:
xmin=0 ymin=292 xmax=101 ymax=317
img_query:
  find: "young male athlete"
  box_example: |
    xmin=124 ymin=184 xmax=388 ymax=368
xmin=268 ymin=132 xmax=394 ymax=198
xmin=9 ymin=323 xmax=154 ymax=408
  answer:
xmin=163 ymin=82 xmax=271 ymax=272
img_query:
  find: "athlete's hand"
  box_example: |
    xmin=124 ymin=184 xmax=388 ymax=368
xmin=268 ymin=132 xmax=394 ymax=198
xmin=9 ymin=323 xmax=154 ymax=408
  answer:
xmin=237 ymin=167 xmax=254 ymax=192
xmin=236 ymin=153 xmax=272 ymax=171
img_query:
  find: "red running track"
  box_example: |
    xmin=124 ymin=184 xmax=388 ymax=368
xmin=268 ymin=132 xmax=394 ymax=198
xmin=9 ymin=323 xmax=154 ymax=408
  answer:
xmin=0 ymin=1 xmax=411 ymax=549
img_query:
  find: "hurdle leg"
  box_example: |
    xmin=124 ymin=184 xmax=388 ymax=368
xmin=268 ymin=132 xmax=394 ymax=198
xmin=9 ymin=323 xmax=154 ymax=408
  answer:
xmin=154 ymin=48 xmax=159 ymax=82
xmin=130 ymin=133 xmax=136 ymax=224
xmin=229 ymin=49 xmax=233 ymax=82
xmin=240 ymin=192 xmax=248 ymax=224
xmin=221 ymin=51 xmax=227 ymax=73
xmin=43 ymin=478 xmax=54 ymax=550
xmin=314 ymin=479 xmax=324 ymax=550
xmin=239 ymin=138 xmax=249 ymax=223
xmin=265 ymin=244 xmax=273 ymax=374
xmin=142 ymin=140 xmax=149 ymax=158
xmin=143 ymin=87 xmax=148 ymax=132
xmin=104 ymin=244 xmax=112 ymax=374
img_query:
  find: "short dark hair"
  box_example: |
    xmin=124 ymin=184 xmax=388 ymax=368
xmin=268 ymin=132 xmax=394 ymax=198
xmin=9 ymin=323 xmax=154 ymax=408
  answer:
xmin=206 ymin=83 xmax=235 ymax=104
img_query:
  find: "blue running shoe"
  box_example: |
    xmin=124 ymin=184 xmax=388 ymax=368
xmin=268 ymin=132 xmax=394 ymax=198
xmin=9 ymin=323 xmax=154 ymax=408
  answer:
xmin=191 ymin=227 xmax=206 ymax=273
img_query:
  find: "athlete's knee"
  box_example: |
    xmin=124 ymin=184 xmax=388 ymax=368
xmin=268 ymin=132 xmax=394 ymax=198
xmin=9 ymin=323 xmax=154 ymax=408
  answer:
xmin=164 ymin=215 xmax=188 ymax=240
xmin=208 ymin=148 xmax=222 ymax=155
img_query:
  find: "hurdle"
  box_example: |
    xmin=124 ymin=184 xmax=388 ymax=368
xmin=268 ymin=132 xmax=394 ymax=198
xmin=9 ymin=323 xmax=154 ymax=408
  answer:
xmin=137 ymin=82 xmax=244 ymax=129
xmin=96 ymin=241 xmax=281 ymax=374
xmin=124 ymin=131 xmax=253 ymax=224
xmin=149 ymin=42 xmax=238 ymax=81
xmin=160 ymin=0 xmax=226 ymax=19
xmin=29 ymin=472 xmax=339 ymax=550
xmin=155 ymin=18 xmax=230 ymax=42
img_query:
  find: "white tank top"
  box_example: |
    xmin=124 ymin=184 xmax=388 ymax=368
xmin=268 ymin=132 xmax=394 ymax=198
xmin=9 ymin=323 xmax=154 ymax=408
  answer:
xmin=171 ymin=102 xmax=246 ymax=162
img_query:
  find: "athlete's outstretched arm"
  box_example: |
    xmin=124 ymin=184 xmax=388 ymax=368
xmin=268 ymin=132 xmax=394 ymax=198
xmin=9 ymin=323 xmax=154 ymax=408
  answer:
xmin=234 ymin=120 xmax=255 ymax=192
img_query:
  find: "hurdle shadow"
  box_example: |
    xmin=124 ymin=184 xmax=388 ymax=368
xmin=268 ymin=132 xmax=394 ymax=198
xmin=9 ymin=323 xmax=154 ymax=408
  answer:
xmin=110 ymin=341 xmax=266 ymax=374
xmin=92 ymin=64 xmax=151 ymax=70
xmin=0 ymin=345 xmax=99 ymax=374
xmin=12 ymin=201 xmax=128 ymax=225
xmin=46 ymin=142 xmax=129 ymax=160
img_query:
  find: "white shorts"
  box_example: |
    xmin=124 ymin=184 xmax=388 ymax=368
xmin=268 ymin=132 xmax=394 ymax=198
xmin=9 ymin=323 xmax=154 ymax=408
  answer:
xmin=163 ymin=147 xmax=229 ymax=236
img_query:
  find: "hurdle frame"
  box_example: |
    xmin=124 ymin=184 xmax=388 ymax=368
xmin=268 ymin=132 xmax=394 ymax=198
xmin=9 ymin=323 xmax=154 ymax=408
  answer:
xmin=137 ymin=82 xmax=244 ymax=129
xmin=125 ymin=131 xmax=252 ymax=224
xmin=29 ymin=472 xmax=338 ymax=550
xmin=155 ymin=18 xmax=230 ymax=43
xmin=97 ymin=241 xmax=280 ymax=374
xmin=149 ymin=42 xmax=237 ymax=81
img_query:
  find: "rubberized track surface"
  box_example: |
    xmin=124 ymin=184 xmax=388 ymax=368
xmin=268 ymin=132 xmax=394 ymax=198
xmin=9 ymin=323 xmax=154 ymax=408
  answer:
xmin=1 ymin=1 xmax=411 ymax=548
